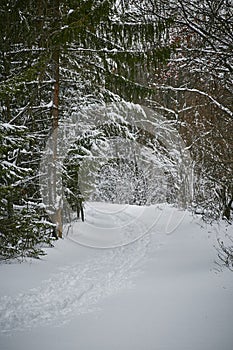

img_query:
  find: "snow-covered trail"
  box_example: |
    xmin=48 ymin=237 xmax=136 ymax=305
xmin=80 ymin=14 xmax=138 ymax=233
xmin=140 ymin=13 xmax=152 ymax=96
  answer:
xmin=68 ymin=201 xmax=155 ymax=248
xmin=1 ymin=203 xmax=233 ymax=350
xmin=0 ymin=203 xmax=155 ymax=333
xmin=0 ymin=240 xmax=146 ymax=332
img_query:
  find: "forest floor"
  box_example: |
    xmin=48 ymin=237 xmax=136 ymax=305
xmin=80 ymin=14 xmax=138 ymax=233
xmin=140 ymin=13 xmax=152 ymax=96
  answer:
xmin=0 ymin=202 xmax=233 ymax=350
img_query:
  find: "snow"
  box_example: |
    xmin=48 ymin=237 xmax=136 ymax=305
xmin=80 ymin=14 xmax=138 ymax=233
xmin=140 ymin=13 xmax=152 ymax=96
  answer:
xmin=0 ymin=203 xmax=233 ymax=350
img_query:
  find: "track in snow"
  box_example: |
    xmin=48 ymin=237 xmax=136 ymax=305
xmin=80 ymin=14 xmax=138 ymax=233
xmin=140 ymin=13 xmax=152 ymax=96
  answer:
xmin=0 ymin=204 xmax=152 ymax=333
xmin=67 ymin=202 xmax=151 ymax=248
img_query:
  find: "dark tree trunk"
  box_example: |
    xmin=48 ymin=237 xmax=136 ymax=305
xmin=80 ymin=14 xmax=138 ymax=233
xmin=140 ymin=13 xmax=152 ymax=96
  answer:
xmin=51 ymin=0 xmax=62 ymax=238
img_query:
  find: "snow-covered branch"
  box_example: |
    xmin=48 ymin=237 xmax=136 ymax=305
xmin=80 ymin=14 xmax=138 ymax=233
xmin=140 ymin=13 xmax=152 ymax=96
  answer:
xmin=152 ymin=84 xmax=233 ymax=118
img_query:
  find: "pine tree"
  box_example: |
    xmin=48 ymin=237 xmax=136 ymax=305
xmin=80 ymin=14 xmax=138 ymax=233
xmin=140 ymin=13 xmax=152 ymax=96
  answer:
xmin=0 ymin=0 xmax=175 ymax=253
xmin=41 ymin=0 xmax=174 ymax=236
xmin=0 ymin=0 xmax=56 ymax=258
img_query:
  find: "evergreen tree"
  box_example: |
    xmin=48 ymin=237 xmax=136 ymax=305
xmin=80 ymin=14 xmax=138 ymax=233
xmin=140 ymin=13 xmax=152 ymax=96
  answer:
xmin=0 ymin=0 xmax=175 ymax=256
xmin=42 ymin=0 xmax=174 ymax=236
xmin=0 ymin=122 xmax=53 ymax=259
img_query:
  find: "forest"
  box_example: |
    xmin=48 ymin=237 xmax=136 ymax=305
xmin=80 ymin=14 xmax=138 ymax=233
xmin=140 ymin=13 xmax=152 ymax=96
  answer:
xmin=0 ymin=0 xmax=232 ymax=262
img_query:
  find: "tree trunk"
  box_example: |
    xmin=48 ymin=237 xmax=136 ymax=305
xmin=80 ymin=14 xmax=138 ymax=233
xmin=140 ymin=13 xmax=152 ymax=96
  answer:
xmin=51 ymin=0 xmax=62 ymax=238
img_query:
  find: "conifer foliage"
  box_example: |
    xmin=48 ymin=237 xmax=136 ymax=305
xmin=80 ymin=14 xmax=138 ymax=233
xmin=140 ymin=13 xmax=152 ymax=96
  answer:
xmin=0 ymin=0 xmax=172 ymax=258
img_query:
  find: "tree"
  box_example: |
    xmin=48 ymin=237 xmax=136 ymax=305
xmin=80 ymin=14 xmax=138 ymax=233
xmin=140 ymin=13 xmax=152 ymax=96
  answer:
xmin=0 ymin=0 xmax=57 ymax=258
xmin=1 ymin=0 xmax=176 ymax=256
xmin=40 ymin=0 xmax=175 ymax=236
xmin=132 ymin=0 xmax=233 ymax=220
xmin=0 ymin=122 xmax=53 ymax=260
xmin=59 ymin=102 xmax=192 ymax=211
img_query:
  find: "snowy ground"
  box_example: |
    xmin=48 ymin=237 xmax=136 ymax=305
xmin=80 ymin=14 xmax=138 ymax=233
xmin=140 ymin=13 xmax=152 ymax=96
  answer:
xmin=0 ymin=202 xmax=233 ymax=350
